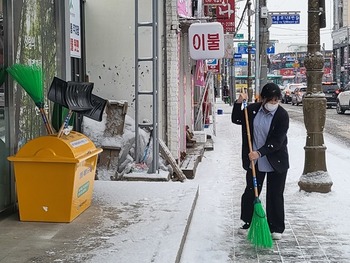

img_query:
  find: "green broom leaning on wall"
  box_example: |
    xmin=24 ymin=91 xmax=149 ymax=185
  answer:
xmin=7 ymin=64 xmax=53 ymax=135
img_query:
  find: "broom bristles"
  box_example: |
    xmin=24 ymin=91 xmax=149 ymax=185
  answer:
xmin=7 ymin=63 xmax=53 ymax=134
xmin=7 ymin=64 xmax=44 ymax=106
xmin=247 ymin=200 xmax=273 ymax=248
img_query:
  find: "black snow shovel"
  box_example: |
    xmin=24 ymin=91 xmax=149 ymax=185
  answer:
xmin=48 ymin=77 xmax=107 ymax=137
xmin=79 ymin=94 xmax=107 ymax=122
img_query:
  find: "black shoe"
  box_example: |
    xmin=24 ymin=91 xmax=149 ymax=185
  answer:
xmin=238 ymin=223 xmax=250 ymax=235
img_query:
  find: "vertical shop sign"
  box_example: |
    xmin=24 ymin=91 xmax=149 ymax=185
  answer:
xmin=195 ymin=60 xmax=206 ymax=86
xmin=206 ymin=59 xmax=220 ymax=73
xmin=224 ymin=34 xmax=234 ymax=58
xmin=189 ymin=22 xmax=224 ymax=60
xmin=178 ymin=0 xmax=192 ymax=18
xmin=70 ymin=0 xmax=81 ymax=58
xmin=216 ymin=0 xmax=235 ymax=33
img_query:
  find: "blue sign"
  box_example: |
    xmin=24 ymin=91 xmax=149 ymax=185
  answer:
xmin=267 ymin=44 xmax=275 ymax=54
xmin=271 ymin=14 xmax=300 ymax=24
xmin=234 ymin=58 xmax=248 ymax=66
xmin=234 ymin=61 xmax=248 ymax=66
xmin=237 ymin=44 xmax=256 ymax=54
xmin=234 ymin=53 xmax=242 ymax=59
xmin=238 ymin=42 xmax=275 ymax=55
xmin=206 ymin=59 xmax=218 ymax=66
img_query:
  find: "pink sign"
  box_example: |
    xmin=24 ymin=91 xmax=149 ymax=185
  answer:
xmin=195 ymin=60 xmax=206 ymax=87
xmin=178 ymin=0 xmax=192 ymax=18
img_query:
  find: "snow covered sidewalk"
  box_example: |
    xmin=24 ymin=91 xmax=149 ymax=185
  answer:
xmin=180 ymin=100 xmax=350 ymax=263
xmin=1 ymin=100 xmax=350 ymax=263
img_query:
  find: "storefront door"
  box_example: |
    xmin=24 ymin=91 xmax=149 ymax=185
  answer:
xmin=0 ymin=0 xmax=70 ymax=215
xmin=0 ymin=1 xmax=12 ymax=213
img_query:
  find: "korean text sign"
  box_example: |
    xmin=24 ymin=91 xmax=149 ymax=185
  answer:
xmin=189 ymin=22 xmax=224 ymax=60
xmin=70 ymin=0 xmax=81 ymax=58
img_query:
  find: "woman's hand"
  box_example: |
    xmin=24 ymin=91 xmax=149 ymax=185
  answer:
xmin=237 ymin=93 xmax=248 ymax=103
xmin=248 ymin=151 xmax=260 ymax=161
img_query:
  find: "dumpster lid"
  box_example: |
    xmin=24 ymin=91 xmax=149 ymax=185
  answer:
xmin=8 ymin=131 xmax=102 ymax=163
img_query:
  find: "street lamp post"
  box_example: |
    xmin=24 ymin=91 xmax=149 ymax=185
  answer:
xmin=298 ymin=0 xmax=332 ymax=193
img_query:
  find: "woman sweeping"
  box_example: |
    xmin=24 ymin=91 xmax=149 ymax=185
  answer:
xmin=231 ymin=83 xmax=289 ymax=241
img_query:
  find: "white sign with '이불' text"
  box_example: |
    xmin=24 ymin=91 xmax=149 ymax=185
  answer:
xmin=189 ymin=22 xmax=224 ymax=60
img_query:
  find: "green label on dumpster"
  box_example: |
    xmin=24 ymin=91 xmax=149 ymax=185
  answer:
xmin=77 ymin=181 xmax=90 ymax=197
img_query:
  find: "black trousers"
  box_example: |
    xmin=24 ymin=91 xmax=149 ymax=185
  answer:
xmin=240 ymin=167 xmax=287 ymax=233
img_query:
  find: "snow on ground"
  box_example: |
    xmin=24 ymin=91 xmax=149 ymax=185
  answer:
xmin=180 ymin=102 xmax=350 ymax=262
xmin=80 ymin=100 xmax=350 ymax=262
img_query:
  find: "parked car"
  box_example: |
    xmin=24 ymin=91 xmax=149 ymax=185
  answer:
xmin=322 ymin=82 xmax=341 ymax=108
xmin=291 ymin=87 xmax=307 ymax=106
xmin=336 ymin=84 xmax=350 ymax=114
xmin=281 ymin=83 xmax=305 ymax=104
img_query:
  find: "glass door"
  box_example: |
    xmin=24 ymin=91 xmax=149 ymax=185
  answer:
xmin=0 ymin=0 xmax=10 ymax=213
xmin=0 ymin=0 xmax=61 ymax=214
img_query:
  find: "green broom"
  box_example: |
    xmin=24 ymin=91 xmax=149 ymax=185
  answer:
xmin=242 ymin=100 xmax=273 ymax=248
xmin=7 ymin=64 xmax=53 ymax=134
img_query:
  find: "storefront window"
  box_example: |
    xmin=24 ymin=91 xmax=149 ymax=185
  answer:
xmin=13 ymin=0 xmax=57 ymax=149
xmin=0 ymin=0 xmax=9 ymax=212
xmin=0 ymin=0 xmax=59 ymax=213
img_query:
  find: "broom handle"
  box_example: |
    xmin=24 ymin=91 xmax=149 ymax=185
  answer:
xmin=39 ymin=108 xmax=54 ymax=135
xmin=243 ymin=102 xmax=259 ymax=198
xmin=57 ymin=110 xmax=73 ymax=138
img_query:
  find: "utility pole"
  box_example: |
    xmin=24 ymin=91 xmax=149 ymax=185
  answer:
xmin=247 ymin=0 xmax=253 ymax=102
xmin=229 ymin=58 xmax=235 ymax=104
xmin=254 ymin=0 xmax=259 ymax=101
xmin=258 ymin=0 xmax=269 ymax=99
xmin=298 ymin=0 xmax=332 ymax=193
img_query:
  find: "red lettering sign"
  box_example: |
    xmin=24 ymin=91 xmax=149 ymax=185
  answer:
xmin=192 ymin=33 xmax=221 ymax=51
xmin=207 ymin=33 xmax=220 ymax=50
xmin=189 ymin=22 xmax=224 ymax=59
xmin=203 ymin=0 xmax=225 ymax=4
xmin=216 ymin=0 xmax=235 ymax=33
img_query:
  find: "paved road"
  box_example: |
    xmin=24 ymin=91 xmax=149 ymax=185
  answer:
xmin=281 ymin=103 xmax=350 ymax=147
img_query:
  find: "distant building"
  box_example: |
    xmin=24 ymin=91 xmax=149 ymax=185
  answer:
xmin=332 ymin=0 xmax=350 ymax=87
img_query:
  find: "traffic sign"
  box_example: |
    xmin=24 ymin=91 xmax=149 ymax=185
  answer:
xmin=238 ymin=42 xmax=275 ymax=54
xmin=237 ymin=43 xmax=256 ymax=54
xmin=266 ymin=44 xmax=275 ymax=54
xmin=234 ymin=60 xmax=248 ymax=66
xmin=234 ymin=33 xmax=244 ymax=39
xmin=234 ymin=53 xmax=242 ymax=59
xmin=271 ymin=13 xmax=300 ymax=24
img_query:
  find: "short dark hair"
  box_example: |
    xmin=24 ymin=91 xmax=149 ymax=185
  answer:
xmin=260 ymin=83 xmax=281 ymax=100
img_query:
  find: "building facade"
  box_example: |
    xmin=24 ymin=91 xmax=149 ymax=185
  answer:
xmin=0 ymin=0 xmax=74 ymax=215
xmin=1 ymin=0 xmax=209 ymax=215
xmin=332 ymin=0 xmax=350 ymax=87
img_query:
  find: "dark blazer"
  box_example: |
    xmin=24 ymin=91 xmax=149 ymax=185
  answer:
xmin=231 ymin=102 xmax=289 ymax=173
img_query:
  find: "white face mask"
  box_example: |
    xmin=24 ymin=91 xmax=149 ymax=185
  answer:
xmin=264 ymin=103 xmax=279 ymax=112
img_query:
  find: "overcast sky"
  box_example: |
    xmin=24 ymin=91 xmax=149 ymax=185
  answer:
xmin=236 ymin=0 xmax=333 ymax=50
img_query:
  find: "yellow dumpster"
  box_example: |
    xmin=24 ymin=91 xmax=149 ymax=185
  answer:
xmin=8 ymin=131 xmax=102 ymax=223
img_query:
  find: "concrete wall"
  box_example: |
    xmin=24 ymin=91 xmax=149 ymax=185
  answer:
xmin=165 ymin=0 xmax=181 ymax=159
xmin=84 ymin=0 xmax=197 ymax=160
xmin=84 ymin=0 xmax=165 ymax=133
